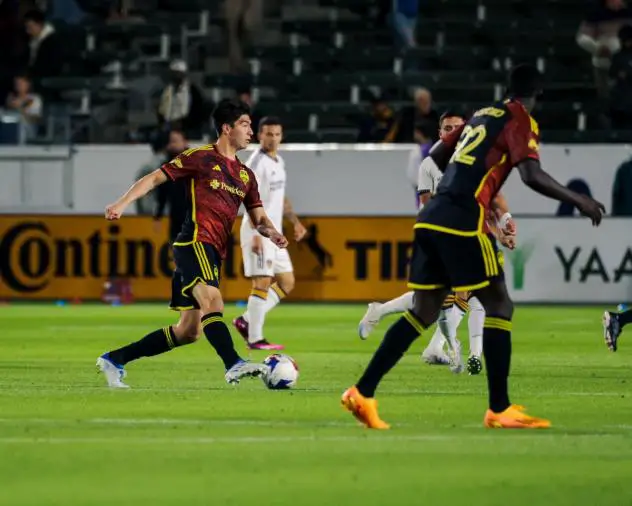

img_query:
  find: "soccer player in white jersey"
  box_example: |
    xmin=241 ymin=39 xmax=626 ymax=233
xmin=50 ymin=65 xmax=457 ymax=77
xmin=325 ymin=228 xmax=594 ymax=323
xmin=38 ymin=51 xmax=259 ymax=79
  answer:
xmin=358 ymin=111 xmax=517 ymax=374
xmin=233 ymin=117 xmax=306 ymax=350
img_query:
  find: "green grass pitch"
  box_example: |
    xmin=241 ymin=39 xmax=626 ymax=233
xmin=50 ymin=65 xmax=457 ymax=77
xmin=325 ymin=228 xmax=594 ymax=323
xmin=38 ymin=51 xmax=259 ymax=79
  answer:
xmin=1 ymin=303 xmax=631 ymax=506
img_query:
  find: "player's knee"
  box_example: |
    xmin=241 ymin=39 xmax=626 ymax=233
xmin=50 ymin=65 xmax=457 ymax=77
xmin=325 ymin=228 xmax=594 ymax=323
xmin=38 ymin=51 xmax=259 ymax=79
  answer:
xmin=252 ymin=276 xmax=272 ymax=291
xmin=192 ymin=284 xmax=224 ymax=314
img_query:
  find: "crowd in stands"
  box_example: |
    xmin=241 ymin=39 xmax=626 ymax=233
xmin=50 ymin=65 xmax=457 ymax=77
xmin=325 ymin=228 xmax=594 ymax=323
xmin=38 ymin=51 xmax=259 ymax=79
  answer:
xmin=2 ymin=0 xmax=632 ymax=145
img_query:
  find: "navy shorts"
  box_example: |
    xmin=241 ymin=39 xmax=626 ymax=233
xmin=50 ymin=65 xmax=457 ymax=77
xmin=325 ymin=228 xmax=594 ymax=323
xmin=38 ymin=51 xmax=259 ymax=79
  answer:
xmin=169 ymin=242 xmax=222 ymax=311
xmin=408 ymin=227 xmax=504 ymax=292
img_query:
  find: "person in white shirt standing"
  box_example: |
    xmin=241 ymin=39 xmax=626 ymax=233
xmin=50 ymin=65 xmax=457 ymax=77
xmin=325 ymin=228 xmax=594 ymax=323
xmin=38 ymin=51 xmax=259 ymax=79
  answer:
xmin=234 ymin=117 xmax=307 ymax=350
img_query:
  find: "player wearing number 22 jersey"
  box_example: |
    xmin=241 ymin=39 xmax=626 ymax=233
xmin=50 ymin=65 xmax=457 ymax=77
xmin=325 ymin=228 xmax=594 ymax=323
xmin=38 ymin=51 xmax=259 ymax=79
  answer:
xmin=342 ymin=64 xmax=605 ymax=430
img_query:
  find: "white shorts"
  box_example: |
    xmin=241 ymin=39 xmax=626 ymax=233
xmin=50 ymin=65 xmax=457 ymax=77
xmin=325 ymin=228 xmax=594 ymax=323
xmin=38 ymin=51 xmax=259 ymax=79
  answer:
xmin=242 ymin=240 xmax=293 ymax=278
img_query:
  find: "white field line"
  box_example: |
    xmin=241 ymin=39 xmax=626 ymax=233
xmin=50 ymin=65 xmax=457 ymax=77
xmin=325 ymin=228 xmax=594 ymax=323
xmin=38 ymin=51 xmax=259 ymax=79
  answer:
xmin=0 ymin=433 xmax=629 ymax=445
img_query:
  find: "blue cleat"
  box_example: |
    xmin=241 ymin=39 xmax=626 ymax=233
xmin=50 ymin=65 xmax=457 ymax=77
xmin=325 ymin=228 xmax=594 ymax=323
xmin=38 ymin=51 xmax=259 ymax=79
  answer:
xmin=96 ymin=353 xmax=129 ymax=388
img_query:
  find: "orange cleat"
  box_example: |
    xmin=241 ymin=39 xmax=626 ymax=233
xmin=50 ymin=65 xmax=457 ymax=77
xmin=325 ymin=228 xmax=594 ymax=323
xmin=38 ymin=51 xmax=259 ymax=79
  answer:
xmin=484 ymin=404 xmax=551 ymax=429
xmin=341 ymin=386 xmax=390 ymax=430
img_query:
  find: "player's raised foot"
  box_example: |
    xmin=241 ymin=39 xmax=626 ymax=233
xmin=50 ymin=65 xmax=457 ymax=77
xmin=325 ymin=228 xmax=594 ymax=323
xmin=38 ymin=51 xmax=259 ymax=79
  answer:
xmin=96 ymin=353 xmax=129 ymax=389
xmin=447 ymin=339 xmax=464 ymax=374
xmin=603 ymin=311 xmax=621 ymax=352
xmin=358 ymin=302 xmax=383 ymax=340
xmin=341 ymin=386 xmax=390 ymax=430
xmin=421 ymin=348 xmax=450 ymax=365
xmin=248 ymin=339 xmax=284 ymax=351
xmin=484 ymin=405 xmax=551 ymax=429
xmin=224 ymin=360 xmax=267 ymax=384
xmin=466 ymin=355 xmax=483 ymax=375
xmin=232 ymin=316 xmax=249 ymax=340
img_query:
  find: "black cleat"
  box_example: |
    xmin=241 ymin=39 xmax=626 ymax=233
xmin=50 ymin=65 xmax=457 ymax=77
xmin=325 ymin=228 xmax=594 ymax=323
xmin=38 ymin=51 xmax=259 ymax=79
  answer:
xmin=466 ymin=355 xmax=483 ymax=375
xmin=603 ymin=311 xmax=621 ymax=352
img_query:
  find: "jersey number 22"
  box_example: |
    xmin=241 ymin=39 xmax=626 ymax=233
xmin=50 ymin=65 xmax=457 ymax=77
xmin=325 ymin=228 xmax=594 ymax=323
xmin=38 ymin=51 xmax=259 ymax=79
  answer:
xmin=449 ymin=125 xmax=487 ymax=166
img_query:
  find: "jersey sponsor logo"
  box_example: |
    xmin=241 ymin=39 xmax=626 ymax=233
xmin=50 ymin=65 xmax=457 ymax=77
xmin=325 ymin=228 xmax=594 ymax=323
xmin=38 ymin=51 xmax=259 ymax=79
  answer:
xmin=239 ymin=169 xmax=250 ymax=184
xmin=209 ymin=179 xmax=246 ymax=198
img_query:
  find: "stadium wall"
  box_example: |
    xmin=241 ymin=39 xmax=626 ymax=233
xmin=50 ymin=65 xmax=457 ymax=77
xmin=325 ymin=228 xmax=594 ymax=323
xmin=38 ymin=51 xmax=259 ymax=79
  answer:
xmin=0 ymin=216 xmax=630 ymax=303
xmin=0 ymin=144 xmax=630 ymax=215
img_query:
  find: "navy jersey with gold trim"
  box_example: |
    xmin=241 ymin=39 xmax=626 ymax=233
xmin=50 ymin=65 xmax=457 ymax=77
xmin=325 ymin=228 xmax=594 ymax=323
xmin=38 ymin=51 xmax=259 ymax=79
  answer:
xmin=417 ymin=99 xmax=540 ymax=235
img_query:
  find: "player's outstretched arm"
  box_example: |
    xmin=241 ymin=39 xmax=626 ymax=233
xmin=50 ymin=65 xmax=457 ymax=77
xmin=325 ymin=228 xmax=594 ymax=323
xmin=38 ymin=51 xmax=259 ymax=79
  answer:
xmin=247 ymin=206 xmax=289 ymax=248
xmin=516 ymin=158 xmax=605 ymax=225
xmin=105 ymin=169 xmax=167 ymax=220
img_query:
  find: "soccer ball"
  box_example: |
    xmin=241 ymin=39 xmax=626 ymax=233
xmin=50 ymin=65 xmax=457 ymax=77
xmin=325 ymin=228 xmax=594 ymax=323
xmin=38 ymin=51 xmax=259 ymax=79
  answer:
xmin=262 ymin=354 xmax=299 ymax=390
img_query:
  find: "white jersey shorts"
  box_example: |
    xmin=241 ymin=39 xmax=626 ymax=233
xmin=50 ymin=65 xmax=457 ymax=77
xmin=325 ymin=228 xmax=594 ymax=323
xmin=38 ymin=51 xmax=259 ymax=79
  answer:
xmin=242 ymin=238 xmax=293 ymax=277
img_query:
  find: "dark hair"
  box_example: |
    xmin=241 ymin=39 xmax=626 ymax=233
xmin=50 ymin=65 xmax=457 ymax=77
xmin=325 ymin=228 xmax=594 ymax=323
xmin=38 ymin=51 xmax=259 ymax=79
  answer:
xmin=168 ymin=128 xmax=187 ymax=140
xmin=24 ymin=9 xmax=46 ymax=24
xmin=212 ymin=98 xmax=251 ymax=135
xmin=150 ymin=131 xmax=169 ymax=154
xmin=507 ymin=64 xmax=542 ymax=99
xmin=439 ymin=109 xmax=467 ymax=124
xmin=258 ymin=116 xmax=283 ymax=131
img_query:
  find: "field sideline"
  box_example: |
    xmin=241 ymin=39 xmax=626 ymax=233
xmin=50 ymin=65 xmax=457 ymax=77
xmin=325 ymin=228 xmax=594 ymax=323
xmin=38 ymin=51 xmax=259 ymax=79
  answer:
xmin=1 ymin=303 xmax=631 ymax=506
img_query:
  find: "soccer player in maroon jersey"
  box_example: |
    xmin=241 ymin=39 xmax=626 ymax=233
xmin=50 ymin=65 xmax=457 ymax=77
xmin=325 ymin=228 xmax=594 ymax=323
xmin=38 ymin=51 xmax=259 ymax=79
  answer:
xmin=97 ymin=99 xmax=288 ymax=388
xmin=342 ymin=64 xmax=605 ymax=429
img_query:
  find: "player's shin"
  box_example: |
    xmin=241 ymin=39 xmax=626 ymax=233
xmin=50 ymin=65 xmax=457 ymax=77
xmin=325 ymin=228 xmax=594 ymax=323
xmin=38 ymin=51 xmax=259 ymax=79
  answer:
xmin=380 ymin=291 xmax=415 ymax=317
xmin=482 ymin=316 xmax=512 ymax=413
xmin=468 ymin=297 xmax=485 ymax=357
xmin=356 ymin=311 xmax=426 ymax=397
xmin=262 ymin=283 xmax=287 ymax=315
xmin=108 ymin=326 xmax=180 ymax=365
xmin=201 ymin=313 xmax=242 ymax=369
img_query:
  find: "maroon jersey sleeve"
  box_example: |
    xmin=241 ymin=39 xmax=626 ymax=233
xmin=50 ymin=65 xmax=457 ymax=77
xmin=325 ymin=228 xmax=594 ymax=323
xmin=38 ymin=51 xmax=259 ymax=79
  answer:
xmin=160 ymin=150 xmax=201 ymax=181
xmin=504 ymin=102 xmax=540 ymax=167
xmin=243 ymin=167 xmax=263 ymax=210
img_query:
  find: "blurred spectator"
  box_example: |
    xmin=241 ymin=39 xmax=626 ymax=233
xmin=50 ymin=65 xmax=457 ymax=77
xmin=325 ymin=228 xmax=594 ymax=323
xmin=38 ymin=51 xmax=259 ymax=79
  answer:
xmin=386 ymin=87 xmax=439 ymax=143
xmin=577 ymin=0 xmax=632 ymax=99
xmin=357 ymin=94 xmax=396 ymax=142
xmin=612 ymin=156 xmax=632 ymax=215
xmin=135 ymin=132 xmax=168 ymax=215
xmin=609 ymin=25 xmax=632 ymax=127
xmin=24 ymin=9 xmax=63 ymax=84
xmin=235 ymin=86 xmax=261 ymax=131
xmin=226 ymin=0 xmax=263 ymax=73
xmin=391 ymin=0 xmax=419 ymax=49
xmin=407 ymin=121 xmax=434 ymax=206
xmin=5 ymin=74 xmax=43 ymax=140
xmin=157 ymin=59 xmax=208 ymax=138
xmin=154 ymin=130 xmax=189 ymax=243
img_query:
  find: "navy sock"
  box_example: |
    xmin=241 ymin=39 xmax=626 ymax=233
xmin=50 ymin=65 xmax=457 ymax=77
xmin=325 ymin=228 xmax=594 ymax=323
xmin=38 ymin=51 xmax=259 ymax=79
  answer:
xmin=108 ymin=327 xmax=178 ymax=366
xmin=201 ymin=312 xmax=241 ymax=369
xmin=482 ymin=316 xmax=512 ymax=413
xmin=356 ymin=311 xmax=425 ymax=398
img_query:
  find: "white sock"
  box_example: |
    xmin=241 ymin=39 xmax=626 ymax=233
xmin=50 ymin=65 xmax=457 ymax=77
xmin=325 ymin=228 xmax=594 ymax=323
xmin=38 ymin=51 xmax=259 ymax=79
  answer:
xmin=426 ymin=307 xmax=451 ymax=352
xmin=468 ymin=296 xmax=485 ymax=357
xmin=379 ymin=291 xmax=414 ymax=318
xmin=246 ymin=288 xmax=268 ymax=343
xmin=450 ymin=306 xmax=466 ymax=333
xmin=262 ymin=283 xmax=285 ymax=316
